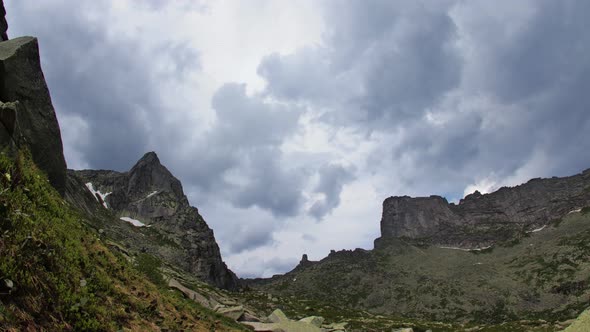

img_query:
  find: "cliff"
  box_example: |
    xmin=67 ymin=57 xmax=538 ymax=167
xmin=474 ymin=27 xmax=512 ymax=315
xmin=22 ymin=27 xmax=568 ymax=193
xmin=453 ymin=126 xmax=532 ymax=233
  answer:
xmin=0 ymin=36 xmax=67 ymax=195
xmin=377 ymin=169 xmax=590 ymax=248
xmin=68 ymin=152 xmax=239 ymax=290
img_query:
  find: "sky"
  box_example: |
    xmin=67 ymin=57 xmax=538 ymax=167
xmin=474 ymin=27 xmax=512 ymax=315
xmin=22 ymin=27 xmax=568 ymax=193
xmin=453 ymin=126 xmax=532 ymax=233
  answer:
xmin=6 ymin=0 xmax=590 ymax=278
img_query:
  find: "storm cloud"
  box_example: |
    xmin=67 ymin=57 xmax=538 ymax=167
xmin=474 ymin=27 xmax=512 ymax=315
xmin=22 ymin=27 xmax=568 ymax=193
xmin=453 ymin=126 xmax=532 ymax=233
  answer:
xmin=6 ymin=0 xmax=590 ymax=277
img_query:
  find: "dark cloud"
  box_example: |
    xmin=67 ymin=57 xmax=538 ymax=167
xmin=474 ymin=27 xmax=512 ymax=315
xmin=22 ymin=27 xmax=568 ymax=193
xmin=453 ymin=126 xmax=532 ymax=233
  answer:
xmin=194 ymin=83 xmax=304 ymax=216
xmin=309 ymin=164 xmax=355 ymax=219
xmin=258 ymin=0 xmax=590 ymax=198
xmin=6 ymin=0 xmax=590 ymax=274
xmin=227 ymin=224 xmax=275 ymax=254
xmin=6 ymin=1 xmax=201 ymax=171
xmin=258 ymin=0 xmax=462 ymax=127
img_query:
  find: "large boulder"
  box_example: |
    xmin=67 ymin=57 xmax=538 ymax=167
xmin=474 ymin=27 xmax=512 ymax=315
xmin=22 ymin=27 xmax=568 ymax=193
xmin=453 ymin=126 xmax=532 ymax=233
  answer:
xmin=0 ymin=37 xmax=67 ymax=195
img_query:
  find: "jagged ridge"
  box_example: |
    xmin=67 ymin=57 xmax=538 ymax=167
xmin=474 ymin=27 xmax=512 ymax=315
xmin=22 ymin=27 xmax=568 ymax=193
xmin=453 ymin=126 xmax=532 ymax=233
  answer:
xmin=68 ymin=151 xmax=239 ymax=290
xmin=377 ymin=169 xmax=590 ymax=248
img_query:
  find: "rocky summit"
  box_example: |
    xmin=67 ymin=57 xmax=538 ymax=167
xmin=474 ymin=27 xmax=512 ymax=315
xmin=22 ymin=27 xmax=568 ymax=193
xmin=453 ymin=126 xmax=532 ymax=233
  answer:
xmin=67 ymin=151 xmax=239 ymax=290
xmin=377 ymin=170 xmax=590 ymax=249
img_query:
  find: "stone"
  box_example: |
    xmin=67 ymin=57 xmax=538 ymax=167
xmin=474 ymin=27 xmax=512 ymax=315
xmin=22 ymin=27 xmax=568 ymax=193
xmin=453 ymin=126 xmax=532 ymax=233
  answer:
xmin=242 ymin=321 xmax=322 ymax=332
xmin=68 ymin=152 xmax=238 ymax=290
xmin=298 ymin=316 xmax=324 ymax=327
xmin=168 ymin=278 xmax=210 ymax=307
xmin=238 ymin=311 xmax=261 ymax=322
xmin=392 ymin=329 xmax=413 ymax=332
xmin=0 ymin=278 xmax=13 ymax=293
xmin=323 ymin=322 xmax=348 ymax=330
xmin=0 ymin=37 xmax=67 ymax=195
xmin=241 ymin=322 xmax=284 ymax=332
xmin=268 ymin=309 xmax=289 ymax=323
xmin=216 ymin=305 xmax=244 ymax=321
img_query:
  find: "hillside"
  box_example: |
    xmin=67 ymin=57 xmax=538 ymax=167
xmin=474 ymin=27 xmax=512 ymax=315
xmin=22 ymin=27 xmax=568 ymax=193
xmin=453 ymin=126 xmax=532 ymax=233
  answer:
xmin=0 ymin=152 xmax=246 ymax=331
xmin=248 ymin=171 xmax=590 ymax=330
xmin=65 ymin=151 xmax=238 ymax=290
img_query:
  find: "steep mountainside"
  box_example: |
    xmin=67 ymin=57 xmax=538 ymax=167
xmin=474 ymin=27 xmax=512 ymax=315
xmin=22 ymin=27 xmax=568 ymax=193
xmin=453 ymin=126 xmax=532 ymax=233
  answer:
xmin=67 ymin=152 xmax=239 ymax=290
xmin=0 ymin=153 xmax=245 ymax=331
xmin=249 ymin=170 xmax=590 ymax=328
xmin=0 ymin=20 xmax=244 ymax=329
xmin=0 ymin=36 xmax=67 ymax=195
xmin=378 ymin=171 xmax=590 ymax=248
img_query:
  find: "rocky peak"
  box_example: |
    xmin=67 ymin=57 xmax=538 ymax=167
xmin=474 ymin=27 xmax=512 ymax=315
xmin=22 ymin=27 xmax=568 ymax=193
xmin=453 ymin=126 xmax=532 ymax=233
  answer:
xmin=378 ymin=169 xmax=590 ymax=248
xmin=69 ymin=152 xmax=239 ymax=290
xmin=125 ymin=151 xmax=185 ymax=203
xmin=132 ymin=151 xmax=161 ymax=169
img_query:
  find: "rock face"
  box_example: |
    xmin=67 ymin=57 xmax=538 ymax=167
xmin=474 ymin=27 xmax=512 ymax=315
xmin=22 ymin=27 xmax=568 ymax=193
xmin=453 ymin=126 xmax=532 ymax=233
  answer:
xmin=377 ymin=169 xmax=590 ymax=248
xmin=70 ymin=152 xmax=238 ymax=290
xmin=0 ymin=0 xmax=8 ymax=41
xmin=0 ymin=37 xmax=67 ymax=195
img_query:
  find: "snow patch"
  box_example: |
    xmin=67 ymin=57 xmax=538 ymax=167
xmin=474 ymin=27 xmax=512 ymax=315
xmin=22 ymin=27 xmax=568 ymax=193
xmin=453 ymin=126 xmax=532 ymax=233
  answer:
xmin=146 ymin=191 xmax=158 ymax=199
xmin=439 ymin=245 xmax=492 ymax=252
xmin=568 ymin=208 xmax=582 ymax=214
xmin=527 ymin=225 xmax=546 ymax=233
xmin=85 ymin=182 xmax=111 ymax=209
xmin=120 ymin=217 xmax=150 ymax=227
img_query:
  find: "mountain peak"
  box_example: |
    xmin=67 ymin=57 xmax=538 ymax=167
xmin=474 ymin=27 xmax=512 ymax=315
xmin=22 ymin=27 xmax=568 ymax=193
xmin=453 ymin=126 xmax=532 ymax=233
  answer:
xmin=136 ymin=151 xmax=160 ymax=166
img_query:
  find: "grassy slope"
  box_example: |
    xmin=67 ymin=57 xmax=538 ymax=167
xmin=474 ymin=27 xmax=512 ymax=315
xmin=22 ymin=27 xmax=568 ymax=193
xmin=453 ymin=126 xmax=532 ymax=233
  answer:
xmin=0 ymin=152 xmax=247 ymax=331
xmin=253 ymin=208 xmax=590 ymax=330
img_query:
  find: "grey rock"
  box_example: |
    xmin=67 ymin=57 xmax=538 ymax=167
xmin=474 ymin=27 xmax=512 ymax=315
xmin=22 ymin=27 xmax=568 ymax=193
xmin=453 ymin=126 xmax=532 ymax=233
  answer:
xmin=268 ymin=309 xmax=289 ymax=323
xmin=216 ymin=305 xmax=244 ymax=321
xmin=69 ymin=152 xmax=238 ymax=290
xmin=168 ymin=277 xmax=211 ymax=307
xmin=0 ymin=0 xmax=7 ymax=41
xmin=298 ymin=316 xmax=324 ymax=327
xmin=377 ymin=170 xmax=590 ymax=248
xmin=238 ymin=311 xmax=261 ymax=322
xmin=0 ymin=37 xmax=67 ymax=195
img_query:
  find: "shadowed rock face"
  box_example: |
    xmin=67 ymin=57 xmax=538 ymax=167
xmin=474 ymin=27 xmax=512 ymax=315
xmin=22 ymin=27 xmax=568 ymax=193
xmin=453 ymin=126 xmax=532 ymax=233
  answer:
xmin=378 ymin=169 xmax=590 ymax=248
xmin=71 ymin=152 xmax=239 ymax=290
xmin=0 ymin=0 xmax=7 ymax=41
xmin=0 ymin=37 xmax=67 ymax=195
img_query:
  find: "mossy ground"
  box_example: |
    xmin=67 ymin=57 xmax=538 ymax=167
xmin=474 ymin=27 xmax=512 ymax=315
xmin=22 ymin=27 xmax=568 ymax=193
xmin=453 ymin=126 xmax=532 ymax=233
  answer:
xmin=0 ymin=151 xmax=246 ymax=331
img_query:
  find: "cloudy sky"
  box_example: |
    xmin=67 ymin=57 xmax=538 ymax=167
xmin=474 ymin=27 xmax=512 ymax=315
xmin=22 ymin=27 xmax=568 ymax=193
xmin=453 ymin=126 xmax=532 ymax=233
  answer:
xmin=7 ymin=0 xmax=590 ymax=277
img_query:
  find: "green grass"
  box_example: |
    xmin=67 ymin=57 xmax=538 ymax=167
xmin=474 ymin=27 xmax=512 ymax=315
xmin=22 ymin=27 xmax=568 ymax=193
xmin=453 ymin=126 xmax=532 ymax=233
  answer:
xmin=0 ymin=151 xmax=245 ymax=331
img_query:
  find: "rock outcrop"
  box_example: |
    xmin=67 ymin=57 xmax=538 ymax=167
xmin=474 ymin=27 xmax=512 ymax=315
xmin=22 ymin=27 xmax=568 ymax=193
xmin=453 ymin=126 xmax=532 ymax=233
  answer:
xmin=1 ymin=0 xmax=8 ymax=41
xmin=69 ymin=152 xmax=239 ymax=290
xmin=0 ymin=37 xmax=67 ymax=195
xmin=377 ymin=169 xmax=590 ymax=248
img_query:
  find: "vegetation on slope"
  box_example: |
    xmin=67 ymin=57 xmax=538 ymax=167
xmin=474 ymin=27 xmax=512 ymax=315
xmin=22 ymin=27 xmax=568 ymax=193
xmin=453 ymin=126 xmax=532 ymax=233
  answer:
xmin=251 ymin=211 xmax=590 ymax=330
xmin=0 ymin=151 xmax=245 ymax=331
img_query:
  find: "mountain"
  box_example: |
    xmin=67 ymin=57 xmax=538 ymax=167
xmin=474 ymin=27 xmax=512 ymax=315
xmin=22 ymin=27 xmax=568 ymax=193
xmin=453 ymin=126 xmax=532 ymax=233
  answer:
xmin=66 ymin=151 xmax=239 ymax=290
xmin=248 ymin=169 xmax=590 ymax=326
xmin=377 ymin=170 xmax=590 ymax=249
xmin=0 ymin=12 xmax=246 ymax=329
